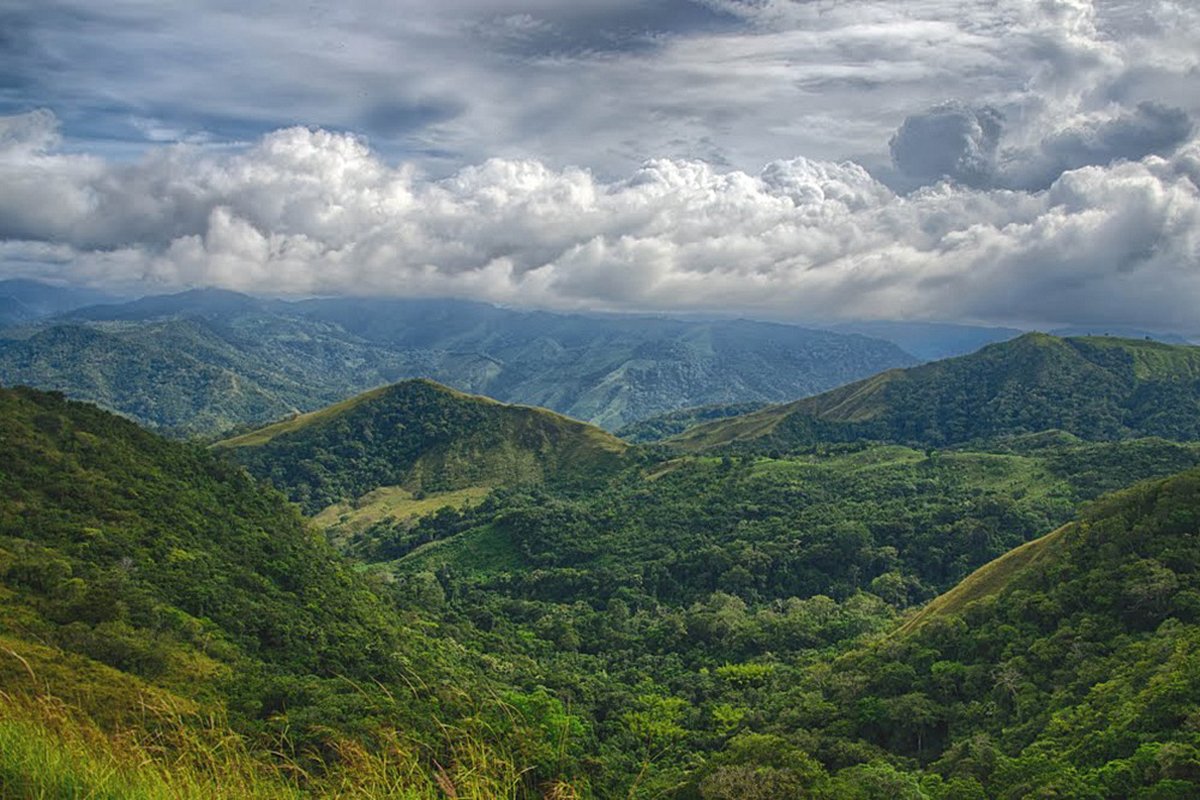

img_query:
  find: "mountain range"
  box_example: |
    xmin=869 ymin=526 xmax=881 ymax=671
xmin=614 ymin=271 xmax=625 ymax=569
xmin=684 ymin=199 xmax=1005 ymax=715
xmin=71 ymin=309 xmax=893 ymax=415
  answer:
xmin=1 ymin=286 xmax=918 ymax=436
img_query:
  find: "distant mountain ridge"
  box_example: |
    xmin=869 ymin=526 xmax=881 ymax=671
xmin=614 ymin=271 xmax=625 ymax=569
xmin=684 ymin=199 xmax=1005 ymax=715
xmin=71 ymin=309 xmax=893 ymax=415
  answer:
xmin=0 ymin=279 xmax=123 ymax=326
xmin=831 ymin=320 xmax=1023 ymax=361
xmin=674 ymin=332 xmax=1200 ymax=451
xmin=1 ymin=287 xmax=917 ymax=435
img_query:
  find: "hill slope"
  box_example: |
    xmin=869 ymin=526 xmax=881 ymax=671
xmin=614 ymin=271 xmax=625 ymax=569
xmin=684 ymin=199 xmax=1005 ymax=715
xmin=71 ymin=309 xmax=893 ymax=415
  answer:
xmin=615 ymin=401 xmax=769 ymax=443
xmin=768 ymin=466 xmax=1200 ymax=797
xmin=218 ymin=379 xmax=628 ymax=513
xmin=675 ymin=333 xmax=1200 ymax=451
xmin=0 ymin=385 xmax=616 ymax=797
xmin=0 ymin=386 xmax=411 ymax=684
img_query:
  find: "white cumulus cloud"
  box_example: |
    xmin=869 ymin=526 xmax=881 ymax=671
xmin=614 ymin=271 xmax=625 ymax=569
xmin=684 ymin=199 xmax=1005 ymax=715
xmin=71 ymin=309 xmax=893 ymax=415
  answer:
xmin=2 ymin=109 xmax=1199 ymax=330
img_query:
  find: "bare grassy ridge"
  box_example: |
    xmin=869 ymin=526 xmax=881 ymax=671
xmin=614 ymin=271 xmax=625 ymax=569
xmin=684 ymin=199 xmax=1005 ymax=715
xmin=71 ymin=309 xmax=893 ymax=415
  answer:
xmin=897 ymin=523 xmax=1070 ymax=635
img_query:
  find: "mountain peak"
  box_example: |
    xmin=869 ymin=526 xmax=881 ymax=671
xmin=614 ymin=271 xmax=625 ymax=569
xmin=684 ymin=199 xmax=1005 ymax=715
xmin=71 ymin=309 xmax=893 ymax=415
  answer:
xmin=67 ymin=287 xmax=269 ymax=321
xmin=218 ymin=378 xmax=627 ymax=513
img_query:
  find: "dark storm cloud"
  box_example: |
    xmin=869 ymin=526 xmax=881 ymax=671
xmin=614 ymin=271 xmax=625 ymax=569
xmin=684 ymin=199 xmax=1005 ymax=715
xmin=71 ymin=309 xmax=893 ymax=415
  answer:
xmin=888 ymin=103 xmax=1004 ymax=190
xmin=476 ymin=0 xmax=742 ymax=57
xmin=887 ymin=100 xmax=1193 ymax=193
xmin=10 ymin=0 xmax=1193 ymax=175
xmin=1006 ymin=102 xmax=1194 ymax=190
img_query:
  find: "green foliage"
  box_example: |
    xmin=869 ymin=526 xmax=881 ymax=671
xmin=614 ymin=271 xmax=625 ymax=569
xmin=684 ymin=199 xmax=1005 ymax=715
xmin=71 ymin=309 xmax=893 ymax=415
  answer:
xmin=424 ymin=440 xmax=1196 ymax=611
xmin=0 ymin=386 xmax=404 ymax=680
xmin=220 ymin=379 xmax=627 ymax=513
xmin=8 ymin=373 xmax=1200 ymax=799
xmin=343 ymin=435 xmax=1199 ymax=795
xmin=0 ymin=386 xmax=595 ymax=796
xmin=616 ymin=403 xmax=768 ymax=443
xmin=677 ymin=334 xmax=1200 ymax=451
xmin=780 ymin=467 xmax=1200 ymax=798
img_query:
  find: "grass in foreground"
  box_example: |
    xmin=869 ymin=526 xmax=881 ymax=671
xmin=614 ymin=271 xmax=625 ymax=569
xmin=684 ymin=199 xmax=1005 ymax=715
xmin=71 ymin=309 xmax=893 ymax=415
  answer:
xmin=0 ymin=689 xmax=582 ymax=799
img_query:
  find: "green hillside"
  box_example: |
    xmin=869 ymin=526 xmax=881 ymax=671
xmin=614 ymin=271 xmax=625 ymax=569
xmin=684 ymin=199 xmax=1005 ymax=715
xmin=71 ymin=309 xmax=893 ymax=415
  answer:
xmin=218 ymin=379 xmax=628 ymax=514
xmin=0 ymin=386 xmax=400 ymax=678
xmin=373 ymin=436 xmax=1200 ymax=609
xmin=675 ymin=333 xmax=1200 ymax=451
xmin=0 ymin=386 xmax=597 ymax=797
xmin=753 ymin=466 xmax=1200 ymax=798
xmin=615 ymin=401 xmax=768 ymax=443
xmin=6 ymin=379 xmax=1200 ymax=797
xmin=327 ymin=431 xmax=1200 ymax=796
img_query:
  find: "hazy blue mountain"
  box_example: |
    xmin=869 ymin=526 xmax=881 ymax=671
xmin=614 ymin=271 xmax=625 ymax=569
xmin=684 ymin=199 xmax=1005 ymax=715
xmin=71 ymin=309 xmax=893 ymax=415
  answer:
xmin=831 ymin=319 xmax=1023 ymax=361
xmin=66 ymin=286 xmax=277 ymax=321
xmin=0 ymin=296 xmax=36 ymax=326
xmin=291 ymin=297 xmax=920 ymax=429
xmin=0 ymin=315 xmax=454 ymax=437
xmin=2 ymin=291 xmax=916 ymax=435
xmin=0 ymin=279 xmax=123 ymax=325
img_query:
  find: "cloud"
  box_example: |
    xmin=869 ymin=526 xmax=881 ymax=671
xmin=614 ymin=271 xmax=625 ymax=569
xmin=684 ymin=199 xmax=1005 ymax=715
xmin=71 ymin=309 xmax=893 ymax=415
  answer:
xmin=1006 ymin=101 xmax=1195 ymax=189
xmin=889 ymin=103 xmax=1004 ymax=189
xmin=0 ymin=108 xmax=60 ymax=152
xmin=888 ymin=99 xmax=1194 ymax=192
xmin=2 ymin=110 xmax=1199 ymax=330
xmin=6 ymin=0 xmax=1196 ymax=181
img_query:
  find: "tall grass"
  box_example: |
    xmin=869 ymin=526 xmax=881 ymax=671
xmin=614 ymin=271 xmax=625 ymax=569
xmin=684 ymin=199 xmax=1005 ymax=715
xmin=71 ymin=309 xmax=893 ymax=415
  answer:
xmin=0 ymin=689 xmax=585 ymax=799
xmin=0 ymin=690 xmax=305 ymax=799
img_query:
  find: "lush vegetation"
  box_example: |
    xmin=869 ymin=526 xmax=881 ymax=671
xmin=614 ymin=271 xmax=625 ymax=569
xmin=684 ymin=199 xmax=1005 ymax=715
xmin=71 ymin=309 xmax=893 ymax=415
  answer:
xmin=676 ymin=333 xmax=1200 ymax=451
xmin=218 ymin=379 xmax=628 ymax=514
xmin=7 ymin=325 xmax=1200 ymax=798
xmin=319 ymin=455 xmax=1199 ymax=798
xmin=771 ymin=467 xmax=1200 ymax=798
xmin=312 ymin=431 xmax=1197 ymax=796
xmin=0 ymin=387 xmax=595 ymax=798
xmin=1 ymin=286 xmax=915 ymax=436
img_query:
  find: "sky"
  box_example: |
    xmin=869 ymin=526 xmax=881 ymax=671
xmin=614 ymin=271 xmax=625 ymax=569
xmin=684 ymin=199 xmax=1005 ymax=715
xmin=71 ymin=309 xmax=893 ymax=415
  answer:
xmin=1 ymin=0 xmax=1199 ymax=329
